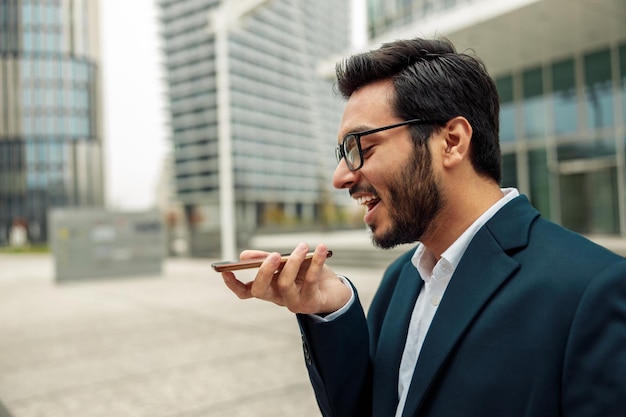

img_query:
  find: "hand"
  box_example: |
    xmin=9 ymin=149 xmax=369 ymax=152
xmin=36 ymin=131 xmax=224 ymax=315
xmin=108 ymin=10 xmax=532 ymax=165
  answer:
xmin=221 ymin=242 xmax=352 ymax=315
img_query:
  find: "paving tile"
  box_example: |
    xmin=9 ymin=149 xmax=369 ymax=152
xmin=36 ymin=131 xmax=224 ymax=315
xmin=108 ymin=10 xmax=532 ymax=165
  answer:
xmin=0 ymin=253 xmax=385 ymax=417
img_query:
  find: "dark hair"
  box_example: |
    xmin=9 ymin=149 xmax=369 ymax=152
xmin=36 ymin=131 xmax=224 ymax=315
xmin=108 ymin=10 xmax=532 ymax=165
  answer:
xmin=335 ymin=38 xmax=501 ymax=183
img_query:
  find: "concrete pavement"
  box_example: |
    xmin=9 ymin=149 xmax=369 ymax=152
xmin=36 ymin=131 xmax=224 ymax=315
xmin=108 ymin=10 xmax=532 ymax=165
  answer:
xmin=0 ymin=253 xmax=385 ymax=417
xmin=1 ymin=232 xmax=624 ymax=417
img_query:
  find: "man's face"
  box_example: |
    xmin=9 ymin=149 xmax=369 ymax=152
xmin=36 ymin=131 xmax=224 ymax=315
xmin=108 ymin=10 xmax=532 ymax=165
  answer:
xmin=333 ymin=80 xmax=444 ymax=248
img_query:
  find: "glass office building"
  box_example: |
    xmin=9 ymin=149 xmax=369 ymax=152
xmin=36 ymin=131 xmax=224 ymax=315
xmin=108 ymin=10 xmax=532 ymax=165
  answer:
xmin=0 ymin=0 xmax=104 ymax=245
xmin=366 ymin=0 xmax=626 ymax=236
xmin=158 ymin=0 xmax=350 ymax=256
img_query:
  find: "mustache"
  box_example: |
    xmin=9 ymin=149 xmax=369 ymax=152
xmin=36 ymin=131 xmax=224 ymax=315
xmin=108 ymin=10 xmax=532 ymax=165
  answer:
xmin=349 ymin=185 xmax=378 ymax=198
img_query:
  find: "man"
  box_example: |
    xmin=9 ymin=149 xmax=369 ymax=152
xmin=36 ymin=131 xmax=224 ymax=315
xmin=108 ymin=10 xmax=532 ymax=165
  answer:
xmin=221 ymin=38 xmax=626 ymax=416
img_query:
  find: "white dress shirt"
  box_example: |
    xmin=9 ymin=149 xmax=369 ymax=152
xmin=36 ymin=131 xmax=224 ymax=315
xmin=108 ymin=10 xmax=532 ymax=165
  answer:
xmin=394 ymin=188 xmax=519 ymax=416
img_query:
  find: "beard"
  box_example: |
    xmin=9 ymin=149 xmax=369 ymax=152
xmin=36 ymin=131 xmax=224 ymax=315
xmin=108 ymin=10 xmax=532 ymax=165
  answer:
xmin=370 ymin=148 xmax=443 ymax=249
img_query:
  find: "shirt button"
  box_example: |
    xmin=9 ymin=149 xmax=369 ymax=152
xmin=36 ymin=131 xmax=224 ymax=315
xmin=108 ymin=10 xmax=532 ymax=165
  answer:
xmin=431 ymin=296 xmax=441 ymax=306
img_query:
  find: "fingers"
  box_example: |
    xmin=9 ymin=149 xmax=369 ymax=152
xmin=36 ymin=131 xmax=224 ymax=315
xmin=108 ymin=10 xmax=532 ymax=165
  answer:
xmin=249 ymin=252 xmax=282 ymax=299
xmin=275 ymin=243 xmax=310 ymax=308
xmin=278 ymin=243 xmax=309 ymax=281
xmin=306 ymin=244 xmax=330 ymax=282
xmin=298 ymin=244 xmax=333 ymax=311
xmin=221 ymin=271 xmax=252 ymax=299
xmin=239 ymin=249 xmax=269 ymax=260
xmin=220 ymin=243 xmax=335 ymax=314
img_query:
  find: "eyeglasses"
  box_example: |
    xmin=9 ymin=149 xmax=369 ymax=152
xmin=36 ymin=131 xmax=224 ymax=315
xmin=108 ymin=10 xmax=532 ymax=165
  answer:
xmin=335 ymin=118 xmax=440 ymax=171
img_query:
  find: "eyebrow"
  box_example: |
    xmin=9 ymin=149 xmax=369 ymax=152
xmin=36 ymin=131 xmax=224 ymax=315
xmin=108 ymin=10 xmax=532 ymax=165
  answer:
xmin=342 ymin=125 xmax=374 ymax=137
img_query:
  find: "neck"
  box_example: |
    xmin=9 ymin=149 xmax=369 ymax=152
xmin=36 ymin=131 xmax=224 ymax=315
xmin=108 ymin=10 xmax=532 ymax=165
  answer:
xmin=421 ymin=181 xmax=503 ymax=259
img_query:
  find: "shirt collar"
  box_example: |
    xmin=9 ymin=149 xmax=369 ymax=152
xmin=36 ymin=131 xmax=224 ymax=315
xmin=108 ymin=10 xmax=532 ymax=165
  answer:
xmin=411 ymin=188 xmax=520 ymax=282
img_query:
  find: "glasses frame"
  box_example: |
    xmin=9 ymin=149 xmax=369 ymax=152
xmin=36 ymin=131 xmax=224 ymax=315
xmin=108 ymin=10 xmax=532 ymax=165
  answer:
xmin=335 ymin=118 xmax=441 ymax=171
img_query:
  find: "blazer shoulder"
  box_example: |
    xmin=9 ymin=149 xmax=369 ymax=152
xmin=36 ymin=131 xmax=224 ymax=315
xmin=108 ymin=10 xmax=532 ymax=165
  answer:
xmin=378 ymin=247 xmax=417 ymax=292
xmin=531 ymin=217 xmax=625 ymax=264
xmin=385 ymin=248 xmax=416 ymax=275
xmin=368 ymin=247 xmax=417 ymax=326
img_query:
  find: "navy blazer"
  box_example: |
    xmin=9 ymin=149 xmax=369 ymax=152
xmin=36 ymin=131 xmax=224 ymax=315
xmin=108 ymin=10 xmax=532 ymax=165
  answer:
xmin=297 ymin=195 xmax=626 ymax=417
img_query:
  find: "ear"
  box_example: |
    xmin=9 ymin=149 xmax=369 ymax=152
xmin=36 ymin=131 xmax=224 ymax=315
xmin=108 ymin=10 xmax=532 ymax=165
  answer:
xmin=441 ymin=116 xmax=472 ymax=169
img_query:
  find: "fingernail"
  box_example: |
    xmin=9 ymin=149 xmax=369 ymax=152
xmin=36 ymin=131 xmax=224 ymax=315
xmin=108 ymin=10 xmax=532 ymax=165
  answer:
xmin=267 ymin=252 xmax=281 ymax=265
xmin=297 ymin=242 xmax=308 ymax=252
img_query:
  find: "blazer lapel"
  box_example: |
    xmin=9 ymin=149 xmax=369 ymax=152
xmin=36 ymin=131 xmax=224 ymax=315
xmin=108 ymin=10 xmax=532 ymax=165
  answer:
xmin=400 ymin=229 xmax=519 ymax=416
xmin=401 ymin=196 xmax=539 ymax=417
xmin=400 ymin=196 xmax=538 ymax=416
xmin=373 ymin=260 xmax=423 ymax=416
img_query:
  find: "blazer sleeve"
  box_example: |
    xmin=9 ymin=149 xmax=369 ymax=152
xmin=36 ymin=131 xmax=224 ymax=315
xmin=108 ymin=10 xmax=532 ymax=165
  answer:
xmin=297 ymin=281 xmax=372 ymax=417
xmin=562 ymin=259 xmax=626 ymax=416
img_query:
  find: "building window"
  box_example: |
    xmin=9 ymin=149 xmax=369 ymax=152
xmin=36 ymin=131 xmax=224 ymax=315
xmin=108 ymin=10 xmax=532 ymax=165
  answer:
xmin=496 ymin=75 xmax=515 ymax=142
xmin=551 ymin=58 xmax=578 ymax=135
xmin=619 ymin=44 xmax=626 ymax=125
xmin=528 ymin=148 xmax=551 ymax=219
xmin=584 ymin=48 xmax=614 ymax=129
xmin=522 ymin=67 xmax=546 ymax=139
xmin=500 ymin=152 xmax=517 ymax=188
xmin=559 ymin=166 xmax=619 ymax=234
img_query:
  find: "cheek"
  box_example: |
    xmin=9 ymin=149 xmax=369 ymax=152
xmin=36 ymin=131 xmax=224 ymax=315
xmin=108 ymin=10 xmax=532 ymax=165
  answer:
xmin=370 ymin=146 xmax=412 ymax=177
xmin=360 ymin=142 xmax=417 ymax=194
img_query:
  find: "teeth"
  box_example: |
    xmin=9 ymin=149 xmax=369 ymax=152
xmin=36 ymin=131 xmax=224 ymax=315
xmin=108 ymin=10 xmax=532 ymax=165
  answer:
xmin=357 ymin=195 xmax=378 ymax=206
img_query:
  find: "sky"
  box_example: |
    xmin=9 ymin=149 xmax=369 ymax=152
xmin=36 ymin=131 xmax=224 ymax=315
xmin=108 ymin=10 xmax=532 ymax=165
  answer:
xmin=100 ymin=0 xmax=167 ymax=211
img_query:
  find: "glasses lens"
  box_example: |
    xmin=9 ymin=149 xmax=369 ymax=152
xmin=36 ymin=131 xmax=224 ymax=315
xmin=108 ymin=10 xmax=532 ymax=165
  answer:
xmin=344 ymin=135 xmax=360 ymax=170
xmin=335 ymin=146 xmax=343 ymax=164
xmin=336 ymin=135 xmax=362 ymax=170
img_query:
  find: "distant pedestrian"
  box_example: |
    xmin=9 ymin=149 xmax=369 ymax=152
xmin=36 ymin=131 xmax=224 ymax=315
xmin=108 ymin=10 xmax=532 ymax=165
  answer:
xmin=9 ymin=219 xmax=28 ymax=248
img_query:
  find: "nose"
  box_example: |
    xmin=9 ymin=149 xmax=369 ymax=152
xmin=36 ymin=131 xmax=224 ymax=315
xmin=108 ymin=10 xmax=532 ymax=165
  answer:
xmin=332 ymin=159 xmax=358 ymax=189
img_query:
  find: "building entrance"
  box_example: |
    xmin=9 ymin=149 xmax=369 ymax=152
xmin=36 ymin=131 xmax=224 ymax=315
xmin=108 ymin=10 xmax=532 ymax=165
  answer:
xmin=559 ymin=160 xmax=620 ymax=235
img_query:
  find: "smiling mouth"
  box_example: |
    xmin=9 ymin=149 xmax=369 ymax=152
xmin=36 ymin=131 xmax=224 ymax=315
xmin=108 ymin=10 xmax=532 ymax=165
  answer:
xmin=356 ymin=195 xmax=380 ymax=212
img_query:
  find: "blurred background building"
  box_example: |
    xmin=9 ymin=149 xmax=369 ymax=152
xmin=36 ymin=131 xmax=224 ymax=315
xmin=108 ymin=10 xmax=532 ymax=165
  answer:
xmin=2 ymin=0 xmax=624 ymax=255
xmin=367 ymin=0 xmax=625 ymax=236
xmin=0 ymin=0 xmax=104 ymax=247
xmin=157 ymin=0 xmax=352 ymax=257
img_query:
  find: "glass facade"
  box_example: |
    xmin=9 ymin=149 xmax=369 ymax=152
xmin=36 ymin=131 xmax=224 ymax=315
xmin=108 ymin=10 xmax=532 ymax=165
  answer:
xmin=584 ymin=49 xmax=613 ymax=129
xmin=158 ymin=0 xmax=350 ymax=255
xmin=367 ymin=0 xmax=473 ymax=39
xmin=496 ymin=75 xmax=515 ymax=142
xmin=621 ymin=44 xmax=626 ymax=123
xmin=495 ymin=43 xmax=626 ymax=235
xmin=0 ymin=0 xmax=103 ymax=245
xmin=522 ymin=67 xmax=546 ymax=139
xmin=551 ymin=58 xmax=578 ymax=136
xmin=365 ymin=0 xmax=625 ymax=237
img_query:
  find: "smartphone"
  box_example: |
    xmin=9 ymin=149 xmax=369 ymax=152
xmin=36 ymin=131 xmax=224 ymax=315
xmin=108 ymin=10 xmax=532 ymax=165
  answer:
xmin=211 ymin=250 xmax=333 ymax=273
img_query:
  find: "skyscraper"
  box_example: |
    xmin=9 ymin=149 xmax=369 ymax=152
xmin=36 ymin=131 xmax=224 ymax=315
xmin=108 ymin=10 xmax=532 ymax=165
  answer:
xmin=158 ymin=0 xmax=351 ymax=256
xmin=0 ymin=0 xmax=104 ymax=246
